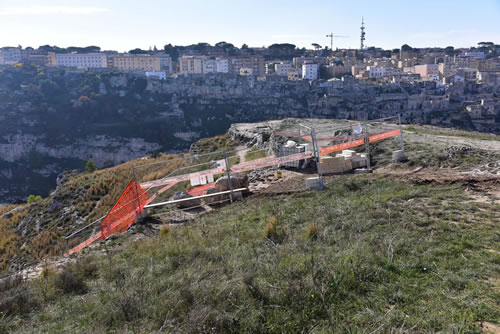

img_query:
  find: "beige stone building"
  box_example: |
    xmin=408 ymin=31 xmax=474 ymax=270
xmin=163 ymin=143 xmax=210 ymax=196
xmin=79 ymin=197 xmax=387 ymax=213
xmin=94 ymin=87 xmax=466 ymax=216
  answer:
xmin=229 ymin=56 xmax=265 ymax=76
xmin=111 ymin=55 xmax=161 ymax=71
xmin=179 ymin=56 xmax=205 ymax=74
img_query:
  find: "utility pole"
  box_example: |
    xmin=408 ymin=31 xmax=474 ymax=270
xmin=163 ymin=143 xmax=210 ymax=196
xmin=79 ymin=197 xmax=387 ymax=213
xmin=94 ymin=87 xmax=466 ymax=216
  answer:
xmin=360 ymin=17 xmax=366 ymax=50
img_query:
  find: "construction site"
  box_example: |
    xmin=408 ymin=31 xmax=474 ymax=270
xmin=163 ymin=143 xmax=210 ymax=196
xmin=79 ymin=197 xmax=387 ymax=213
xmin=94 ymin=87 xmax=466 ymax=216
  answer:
xmin=60 ymin=116 xmax=417 ymax=255
xmin=1 ymin=117 xmax=499 ymax=333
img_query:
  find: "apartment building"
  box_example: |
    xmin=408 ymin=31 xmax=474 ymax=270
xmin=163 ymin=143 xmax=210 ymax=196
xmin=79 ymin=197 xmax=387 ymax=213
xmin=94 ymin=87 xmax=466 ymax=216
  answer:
xmin=179 ymin=56 xmax=204 ymax=74
xmin=229 ymin=56 xmax=265 ymax=76
xmin=202 ymin=58 xmax=229 ymax=73
xmin=0 ymin=47 xmax=26 ymax=65
xmin=414 ymin=64 xmax=439 ymax=80
xmin=302 ymin=60 xmax=319 ymax=80
xmin=56 ymin=53 xmax=107 ymax=68
xmin=27 ymin=54 xmax=50 ymax=66
xmin=274 ymin=62 xmax=294 ymax=76
xmin=438 ymin=63 xmax=458 ymax=77
xmin=111 ymin=55 xmax=161 ymax=71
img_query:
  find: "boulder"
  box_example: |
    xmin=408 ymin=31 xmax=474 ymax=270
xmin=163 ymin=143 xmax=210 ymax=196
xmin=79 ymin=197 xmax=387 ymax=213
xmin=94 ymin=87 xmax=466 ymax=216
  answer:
xmin=171 ymin=192 xmax=201 ymax=209
xmin=214 ymin=173 xmax=249 ymax=192
xmin=2 ymin=212 xmax=13 ymax=219
xmin=204 ymin=187 xmax=230 ymax=205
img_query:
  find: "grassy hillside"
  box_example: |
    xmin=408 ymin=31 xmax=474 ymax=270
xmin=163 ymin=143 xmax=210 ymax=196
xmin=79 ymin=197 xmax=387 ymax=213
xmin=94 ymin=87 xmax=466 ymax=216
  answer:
xmin=1 ymin=176 xmax=498 ymax=333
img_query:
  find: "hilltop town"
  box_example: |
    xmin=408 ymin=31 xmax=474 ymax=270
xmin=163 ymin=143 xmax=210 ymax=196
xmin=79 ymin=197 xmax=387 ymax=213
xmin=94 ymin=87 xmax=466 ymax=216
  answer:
xmin=1 ymin=39 xmax=499 ymax=134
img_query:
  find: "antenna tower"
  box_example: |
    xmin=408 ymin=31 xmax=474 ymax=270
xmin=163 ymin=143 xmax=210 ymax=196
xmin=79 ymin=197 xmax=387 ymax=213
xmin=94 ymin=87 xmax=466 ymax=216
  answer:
xmin=360 ymin=17 xmax=366 ymax=50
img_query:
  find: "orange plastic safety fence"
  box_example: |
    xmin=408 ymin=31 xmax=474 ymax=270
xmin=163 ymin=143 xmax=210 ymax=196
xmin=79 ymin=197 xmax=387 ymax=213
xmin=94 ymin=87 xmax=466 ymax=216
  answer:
xmin=101 ymin=180 xmax=149 ymax=240
xmin=187 ymin=183 xmax=216 ymax=196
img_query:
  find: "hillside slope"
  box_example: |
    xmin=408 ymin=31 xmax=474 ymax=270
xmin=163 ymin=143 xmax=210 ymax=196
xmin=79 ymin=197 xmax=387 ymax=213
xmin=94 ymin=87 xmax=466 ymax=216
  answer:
xmin=0 ymin=122 xmax=499 ymax=333
xmin=1 ymin=176 xmax=499 ymax=333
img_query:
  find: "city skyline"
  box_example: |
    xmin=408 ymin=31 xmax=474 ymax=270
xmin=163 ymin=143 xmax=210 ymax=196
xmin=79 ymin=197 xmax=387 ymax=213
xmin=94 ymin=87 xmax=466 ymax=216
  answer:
xmin=0 ymin=0 xmax=499 ymax=51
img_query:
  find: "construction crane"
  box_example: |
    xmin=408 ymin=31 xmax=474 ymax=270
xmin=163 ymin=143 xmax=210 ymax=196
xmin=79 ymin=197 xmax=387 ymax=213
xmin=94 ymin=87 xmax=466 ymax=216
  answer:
xmin=325 ymin=33 xmax=348 ymax=52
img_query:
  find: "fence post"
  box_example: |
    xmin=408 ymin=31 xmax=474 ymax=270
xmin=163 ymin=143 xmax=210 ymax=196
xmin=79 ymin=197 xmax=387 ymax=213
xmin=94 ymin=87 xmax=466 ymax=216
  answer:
xmin=311 ymin=129 xmax=324 ymax=190
xmin=223 ymin=151 xmax=234 ymax=203
xmin=132 ymin=166 xmax=142 ymax=219
xmin=363 ymin=118 xmax=371 ymax=171
xmin=398 ymin=113 xmax=405 ymax=152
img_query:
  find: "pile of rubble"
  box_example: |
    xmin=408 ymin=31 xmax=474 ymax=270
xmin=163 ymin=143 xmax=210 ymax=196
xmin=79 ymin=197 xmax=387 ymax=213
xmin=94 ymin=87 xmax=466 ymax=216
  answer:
xmin=445 ymin=145 xmax=472 ymax=158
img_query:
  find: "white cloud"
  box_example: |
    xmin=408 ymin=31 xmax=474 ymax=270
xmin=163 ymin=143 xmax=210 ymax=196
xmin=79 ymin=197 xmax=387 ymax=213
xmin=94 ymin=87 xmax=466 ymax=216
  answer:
xmin=0 ymin=6 xmax=110 ymax=16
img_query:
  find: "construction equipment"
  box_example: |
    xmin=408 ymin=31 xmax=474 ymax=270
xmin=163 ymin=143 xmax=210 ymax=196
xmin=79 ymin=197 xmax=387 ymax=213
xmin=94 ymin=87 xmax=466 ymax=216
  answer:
xmin=326 ymin=33 xmax=348 ymax=52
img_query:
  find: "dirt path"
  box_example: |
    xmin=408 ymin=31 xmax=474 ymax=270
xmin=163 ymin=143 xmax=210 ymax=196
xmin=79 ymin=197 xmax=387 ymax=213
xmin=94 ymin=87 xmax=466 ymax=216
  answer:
xmin=235 ymin=145 xmax=249 ymax=164
xmin=404 ymin=131 xmax=500 ymax=151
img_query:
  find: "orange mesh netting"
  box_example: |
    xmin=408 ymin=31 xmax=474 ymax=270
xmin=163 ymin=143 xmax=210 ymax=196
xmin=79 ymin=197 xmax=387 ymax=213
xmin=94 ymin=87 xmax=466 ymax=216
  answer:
xmin=187 ymin=183 xmax=216 ymax=196
xmin=101 ymin=180 xmax=149 ymax=240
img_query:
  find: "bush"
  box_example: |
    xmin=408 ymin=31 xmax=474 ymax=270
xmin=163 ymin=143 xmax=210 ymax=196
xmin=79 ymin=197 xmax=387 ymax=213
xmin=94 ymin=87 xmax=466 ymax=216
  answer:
xmin=264 ymin=216 xmax=281 ymax=242
xmin=0 ymin=278 xmax=38 ymax=316
xmin=85 ymin=160 xmax=97 ymax=173
xmin=27 ymin=194 xmax=42 ymax=204
xmin=306 ymin=223 xmax=319 ymax=240
xmin=55 ymin=268 xmax=87 ymax=294
xmin=160 ymin=224 xmax=171 ymax=237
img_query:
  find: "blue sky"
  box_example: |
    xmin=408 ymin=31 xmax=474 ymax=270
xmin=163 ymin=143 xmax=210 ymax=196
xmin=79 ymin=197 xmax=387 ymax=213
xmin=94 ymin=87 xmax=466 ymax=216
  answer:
xmin=0 ymin=0 xmax=499 ymax=51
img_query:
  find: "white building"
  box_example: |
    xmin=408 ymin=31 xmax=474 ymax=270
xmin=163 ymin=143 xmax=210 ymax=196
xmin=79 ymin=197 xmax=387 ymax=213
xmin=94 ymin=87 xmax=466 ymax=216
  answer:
xmin=302 ymin=61 xmax=318 ymax=80
xmin=146 ymin=71 xmax=167 ymax=80
xmin=368 ymin=66 xmax=386 ymax=78
xmin=202 ymin=58 xmax=229 ymax=73
xmin=216 ymin=58 xmax=229 ymax=73
xmin=0 ymin=47 xmax=25 ymax=64
xmin=275 ymin=62 xmax=294 ymax=76
xmin=55 ymin=53 xmax=107 ymax=68
xmin=463 ymin=51 xmax=485 ymax=59
xmin=203 ymin=59 xmax=217 ymax=73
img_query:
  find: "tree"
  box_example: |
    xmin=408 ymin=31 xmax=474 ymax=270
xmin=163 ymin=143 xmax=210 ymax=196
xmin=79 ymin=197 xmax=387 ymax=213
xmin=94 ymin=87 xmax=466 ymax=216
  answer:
xmin=478 ymin=42 xmax=494 ymax=47
xmin=269 ymin=43 xmax=296 ymax=51
xmin=40 ymin=79 xmax=60 ymax=96
xmin=27 ymin=195 xmax=42 ymax=204
xmin=312 ymin=43 xmax=321 ymax=51
xmin=129 ymin=48 xmax=148 ymax=54
xmin=401 ymin=44 xmax=413 ymax=52
xmin=444 ymin=46 xmax=455 ymax=56
xmin=164 ymin=44 xmax=179 ymax=61
xmin=85 ymin=160 xmax=97 ymax=173
xmin=241 ymin=44 xmax=249 ymax=49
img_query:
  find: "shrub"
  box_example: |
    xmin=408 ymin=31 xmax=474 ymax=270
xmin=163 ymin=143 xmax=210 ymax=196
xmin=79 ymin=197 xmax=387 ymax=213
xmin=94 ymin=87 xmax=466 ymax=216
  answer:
xmin=55 ymin=268 xmax=87 ymax=294
xmin=150 ymin=151 xmax=161 ymax=159
xmin=85 ymin=160 xmax=97 ymax=173
xmin=306 ymin=223 xmax=319 ymax=240
xmin=264 ymin=216 xmax=280 ymax=242
xmin=160 ymin=224 xmax=171 ymax=237
xmin=73 ymin=257 xmax=98 ymax=280
xmin=27 ymin=194 xmax=42 ymax=204
xmin=0 ymin=279 xmax=38 ymax=316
